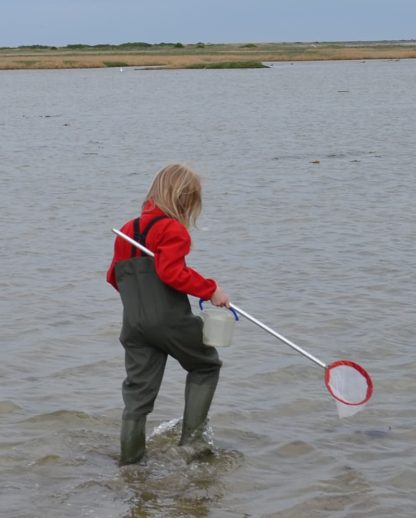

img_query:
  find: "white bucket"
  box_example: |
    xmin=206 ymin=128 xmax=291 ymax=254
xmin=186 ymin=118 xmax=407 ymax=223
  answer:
xmin=200 ymin=307 xmax=237 ymax=347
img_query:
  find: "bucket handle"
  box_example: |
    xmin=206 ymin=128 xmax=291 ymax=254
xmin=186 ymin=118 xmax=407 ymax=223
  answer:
xmin=199 ymin=299 xmax=240 ymax=321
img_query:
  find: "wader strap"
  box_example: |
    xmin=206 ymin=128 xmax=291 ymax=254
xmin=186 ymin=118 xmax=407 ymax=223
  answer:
xmin=130 ymin=215 xmax=170 ymax=258
xmin=131 ymin=218 xmax=141 ymax=257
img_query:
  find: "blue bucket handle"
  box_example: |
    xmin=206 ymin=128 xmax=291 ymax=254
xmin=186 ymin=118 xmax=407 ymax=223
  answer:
xmin=199 ymin=299 xmax=239 ymax=321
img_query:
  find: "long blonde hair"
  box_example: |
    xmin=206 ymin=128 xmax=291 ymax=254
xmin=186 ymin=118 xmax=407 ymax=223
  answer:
xmin=143 ymin=164 xmax=202 ymax=228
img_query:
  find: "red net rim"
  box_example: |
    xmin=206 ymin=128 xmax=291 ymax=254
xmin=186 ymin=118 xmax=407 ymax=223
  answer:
xmin=324 ymin=359 xmax=374 ymax=406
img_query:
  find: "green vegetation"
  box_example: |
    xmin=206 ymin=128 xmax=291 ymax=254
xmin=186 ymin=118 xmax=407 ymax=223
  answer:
xmin=1 ymin=41 xmax=415 ymax=70
xmin=65 ymin=44 xmax=89 ymax=50
xmin=187 ymin=60 xmax=268 ymax=69
xmin=18 ymin=44 xmax=52 ymax=50
xmin=65 ymin=42 xmax=183 ymax=50
xmin=103 ymin=61 xmax=129 ymax=67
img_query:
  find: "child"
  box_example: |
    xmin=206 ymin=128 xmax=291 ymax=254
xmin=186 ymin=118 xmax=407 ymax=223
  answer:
xmin=107 ymin=163 xmax=230 ymax=465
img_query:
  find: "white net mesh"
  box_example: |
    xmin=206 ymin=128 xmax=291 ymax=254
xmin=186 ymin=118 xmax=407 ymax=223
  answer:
xmin=335 ymin=399 xmax=364 ymax=418
xmin=326 ymin=362 xmax=372 ymax=418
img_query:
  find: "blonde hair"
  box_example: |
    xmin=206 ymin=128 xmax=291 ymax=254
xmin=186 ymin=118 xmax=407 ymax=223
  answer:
xmin=143 ymin=164 xmax=202 ymax=228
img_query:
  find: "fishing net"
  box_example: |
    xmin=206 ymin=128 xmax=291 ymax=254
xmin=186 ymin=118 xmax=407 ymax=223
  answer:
xmin=325 ymin=360 xmax=373 ymax=418
xmin=112 ymin=228 xmax=375 ymax=418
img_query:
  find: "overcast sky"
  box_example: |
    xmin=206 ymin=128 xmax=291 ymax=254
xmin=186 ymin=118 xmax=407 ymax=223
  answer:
xmin=1 ymin=0 xmax=415 ymax=47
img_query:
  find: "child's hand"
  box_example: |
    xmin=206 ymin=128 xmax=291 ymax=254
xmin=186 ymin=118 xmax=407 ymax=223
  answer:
xmin=210 ymin=287 xmax=230 ymax=308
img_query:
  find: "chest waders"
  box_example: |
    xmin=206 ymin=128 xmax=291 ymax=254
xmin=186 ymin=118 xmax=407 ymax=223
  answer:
xmin=115 ymin=216 xmax=222 ymax=465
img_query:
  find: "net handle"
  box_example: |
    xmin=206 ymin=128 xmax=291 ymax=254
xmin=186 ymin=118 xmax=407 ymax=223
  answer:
xmin=112 ymin=228 xmax=327 ymax=368
xmin=228 ymin=303 xmax=326 ymax=368
xmin=325 ymin=360 xmax=374 ymax=406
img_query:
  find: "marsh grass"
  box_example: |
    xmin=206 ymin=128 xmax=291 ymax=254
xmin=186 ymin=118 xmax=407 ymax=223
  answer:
xmin=16 ymin=60 xmax=38 ymax=66
xmin=0 ymin=41 xmax=415 ymax=70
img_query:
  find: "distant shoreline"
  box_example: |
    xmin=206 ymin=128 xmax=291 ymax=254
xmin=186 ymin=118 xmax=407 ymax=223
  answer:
xmin=1 ymin=41 xmax=415 ymax=70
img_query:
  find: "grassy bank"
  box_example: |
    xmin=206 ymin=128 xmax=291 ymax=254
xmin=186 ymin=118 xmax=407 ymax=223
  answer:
xmin=0 ymin=41 xmax=415 ymax=70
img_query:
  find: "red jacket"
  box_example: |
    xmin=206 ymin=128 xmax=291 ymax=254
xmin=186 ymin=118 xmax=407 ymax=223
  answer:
xmin=107 ymin=203 xmax=217 ymax=300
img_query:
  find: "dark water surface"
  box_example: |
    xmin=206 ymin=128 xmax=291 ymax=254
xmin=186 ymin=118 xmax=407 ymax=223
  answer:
xmin=1 ymin=59 xmax=415 ymax=517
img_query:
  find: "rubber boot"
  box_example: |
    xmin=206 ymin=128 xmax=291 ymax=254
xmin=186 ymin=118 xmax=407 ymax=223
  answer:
xmin=119 ymin=417 xmax=146 ymax=466
xmin=179 ymin=382 xmax=217 ymax=445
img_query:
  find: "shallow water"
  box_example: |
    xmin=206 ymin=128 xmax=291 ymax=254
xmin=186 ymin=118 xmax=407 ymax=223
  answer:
xmin=1 ymin=59 xmax=416 ymax=517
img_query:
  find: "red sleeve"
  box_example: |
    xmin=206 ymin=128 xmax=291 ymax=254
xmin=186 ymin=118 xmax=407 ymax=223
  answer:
xmin=151 ymin=220 xmax=217 ymax=300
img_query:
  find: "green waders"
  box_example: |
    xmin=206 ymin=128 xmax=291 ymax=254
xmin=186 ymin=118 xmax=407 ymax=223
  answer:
xmin=115 ymin=217 xmax=222 ymax=465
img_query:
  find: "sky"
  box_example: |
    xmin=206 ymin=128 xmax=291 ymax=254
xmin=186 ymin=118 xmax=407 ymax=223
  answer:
xmin=1 ymin=0 xmax=415 ymax=47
